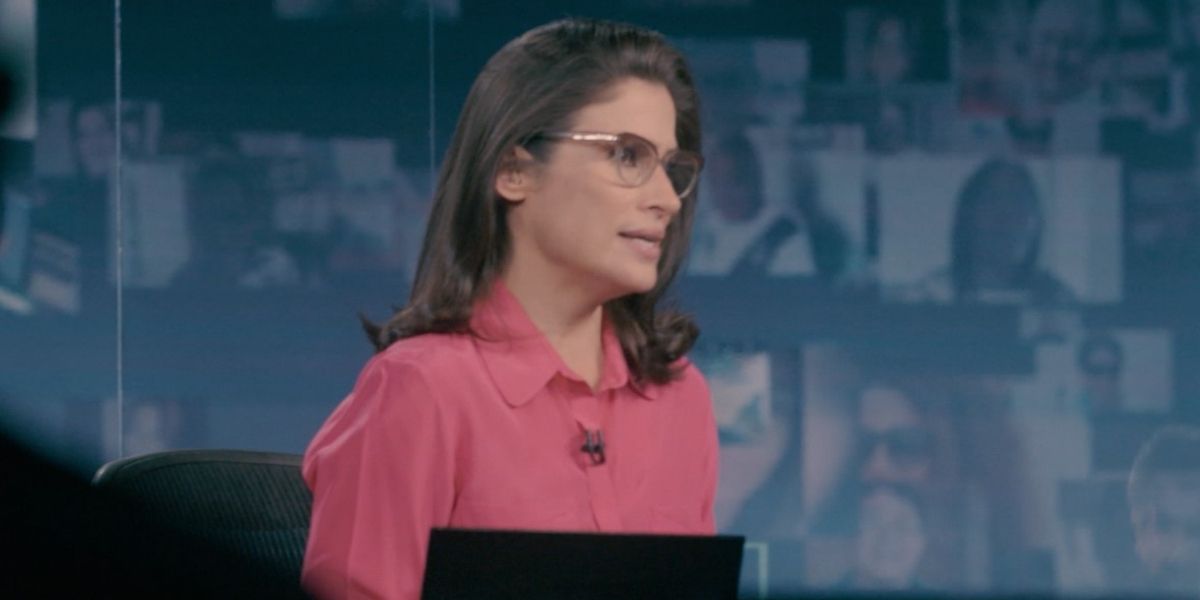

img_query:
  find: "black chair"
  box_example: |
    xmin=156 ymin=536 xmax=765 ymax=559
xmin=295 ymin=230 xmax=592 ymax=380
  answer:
xmin=93 ymin=449 xmax=312 ymax=589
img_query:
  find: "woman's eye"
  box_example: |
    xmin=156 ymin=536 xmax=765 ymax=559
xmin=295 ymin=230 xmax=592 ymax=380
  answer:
xmin=615 ymin=143 xmax=644 ymax=167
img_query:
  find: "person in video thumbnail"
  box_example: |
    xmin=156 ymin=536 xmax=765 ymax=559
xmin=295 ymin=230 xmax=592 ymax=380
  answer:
xmin=906 ymin=158 xmax=1075 ymax=304
xmin=1128 ymin=425 xmax=1200 ymax=595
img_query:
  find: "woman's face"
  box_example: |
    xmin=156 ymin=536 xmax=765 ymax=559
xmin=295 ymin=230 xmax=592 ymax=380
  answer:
xmin=1028 ymin=2 xmax=1097 ymax=106
xmin=867 ymin=18 xmax=912 ymax=86
xmin=968 ymin=181 xmax=1039 ymax=277
xmin=75 ymin=106 xmax=115 ymax=179
xmin=856 ymin=487 xmax=927 ymax=587
xmin=1131 ymin=474 xmax=1200 ymax=591
xmin=504 ymin=78 xmax=683 ymax=300
xmin=858 ymin=387 xmax=932 ymax=485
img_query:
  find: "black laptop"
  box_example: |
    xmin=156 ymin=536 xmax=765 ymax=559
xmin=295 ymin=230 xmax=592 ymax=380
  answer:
xmin=421 ymin=528 xmax=745 ymax=600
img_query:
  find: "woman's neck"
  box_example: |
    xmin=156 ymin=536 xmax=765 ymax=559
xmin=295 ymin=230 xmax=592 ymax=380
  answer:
xmin=500 ymin=267 xmax=606 ymax=390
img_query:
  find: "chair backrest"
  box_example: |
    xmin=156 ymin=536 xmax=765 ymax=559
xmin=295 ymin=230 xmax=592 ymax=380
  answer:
xmin=93 ymin=449 xmax=312 ymax=586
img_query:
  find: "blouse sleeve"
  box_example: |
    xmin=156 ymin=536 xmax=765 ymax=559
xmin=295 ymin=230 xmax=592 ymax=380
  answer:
xmin=301 ymin=355 xmax=457 ymax=600
xmin=696 ymin=370 xmax=719 ymax=534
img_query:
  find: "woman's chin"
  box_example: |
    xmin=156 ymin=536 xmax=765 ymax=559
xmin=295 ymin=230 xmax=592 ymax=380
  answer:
xmin=622 ymin=272 xmax=659 ymax=295
xmin=589 ymin=265 xmax=659 ymax=300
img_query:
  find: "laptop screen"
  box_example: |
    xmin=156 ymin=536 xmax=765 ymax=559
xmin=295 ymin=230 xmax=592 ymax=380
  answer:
xmin=421 ymin=528 xmax=744 ymax=600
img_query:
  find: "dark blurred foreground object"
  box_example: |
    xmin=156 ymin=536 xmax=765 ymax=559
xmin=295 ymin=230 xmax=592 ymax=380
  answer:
xmin=422 ymin=528 xmax=745 ymax=600
xmin=0 ymin=55 xmax=307 ymax=599
xmin=0 ymin=435 xmax=309 ymax=598
xmin=0 ymin=58 xmax=10 ymax=118
xmin=756 ymin=593 xmax=1192 ymax=600
xmin=93 ymin=449 xmax=313 ymax=589
xmin=0 ymin=58 xmax=11 ymax=183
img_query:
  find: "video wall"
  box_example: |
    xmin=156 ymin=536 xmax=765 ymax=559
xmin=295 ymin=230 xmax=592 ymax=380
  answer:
xmin=2 ymin=0 xmax=1199 ymax=596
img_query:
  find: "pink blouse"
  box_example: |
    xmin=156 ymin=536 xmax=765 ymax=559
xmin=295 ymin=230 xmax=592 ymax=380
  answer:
xmin=300 ymin=281 xmax=719 ymax=599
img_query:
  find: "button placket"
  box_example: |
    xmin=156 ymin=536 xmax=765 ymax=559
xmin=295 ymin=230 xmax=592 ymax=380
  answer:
xmin=569 ymin=388 xmax=622 ymax=531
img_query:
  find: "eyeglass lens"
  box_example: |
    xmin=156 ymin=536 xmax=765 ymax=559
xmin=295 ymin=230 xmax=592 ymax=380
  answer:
xmin=613 ymin=135 xmax=699 ymax=197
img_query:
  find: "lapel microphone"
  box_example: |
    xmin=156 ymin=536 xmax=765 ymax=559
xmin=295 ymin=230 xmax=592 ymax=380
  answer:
xmin=581 ymin=429 xmax=606 ymax=466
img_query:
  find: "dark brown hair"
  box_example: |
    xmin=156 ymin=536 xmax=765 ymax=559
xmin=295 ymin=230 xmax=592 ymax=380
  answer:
xmin=950 ymin=158 xmax=1042 ymax=297
xmin=364 ymin=18 xmax=702 ymax=385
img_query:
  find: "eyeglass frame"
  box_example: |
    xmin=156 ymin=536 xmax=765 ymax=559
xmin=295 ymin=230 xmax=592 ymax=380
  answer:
xmin=524 ymin=130 xmax=704 ymax=199
xmin=855 ymin=427 xmax=935 ymax=469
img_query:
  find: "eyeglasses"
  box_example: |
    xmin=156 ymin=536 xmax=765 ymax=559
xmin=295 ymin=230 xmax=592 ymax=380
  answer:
xmin=857 ymin=428 xmax=933 ymax=468
xmin=531 ymin=131 xmax=704 ymax=199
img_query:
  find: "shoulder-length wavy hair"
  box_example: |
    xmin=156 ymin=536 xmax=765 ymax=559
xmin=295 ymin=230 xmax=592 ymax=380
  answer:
xmin=364 ymin=18 xmax=703 ymax=385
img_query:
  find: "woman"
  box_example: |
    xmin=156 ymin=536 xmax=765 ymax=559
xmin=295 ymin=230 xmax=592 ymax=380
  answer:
xmin=946 ymin=159 xmax=1074 ymax=303
xmin=903 ymin=158 xmax=1075 ymax=304
xmin=301 ymin=18 xmax=716 ymax=599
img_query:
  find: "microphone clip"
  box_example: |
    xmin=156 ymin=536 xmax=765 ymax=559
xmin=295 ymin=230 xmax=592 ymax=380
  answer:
xmin=581 ymin=429 xmax=606 ymax=466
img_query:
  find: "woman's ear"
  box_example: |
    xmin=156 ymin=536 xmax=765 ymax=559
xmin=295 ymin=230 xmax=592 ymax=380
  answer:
xmin=495 ymin=146 xmax=537 ymax=204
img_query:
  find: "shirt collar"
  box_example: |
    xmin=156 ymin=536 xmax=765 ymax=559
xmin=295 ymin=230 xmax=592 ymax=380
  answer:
xmin=471 ymin=280 xmax=648 ymax=407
